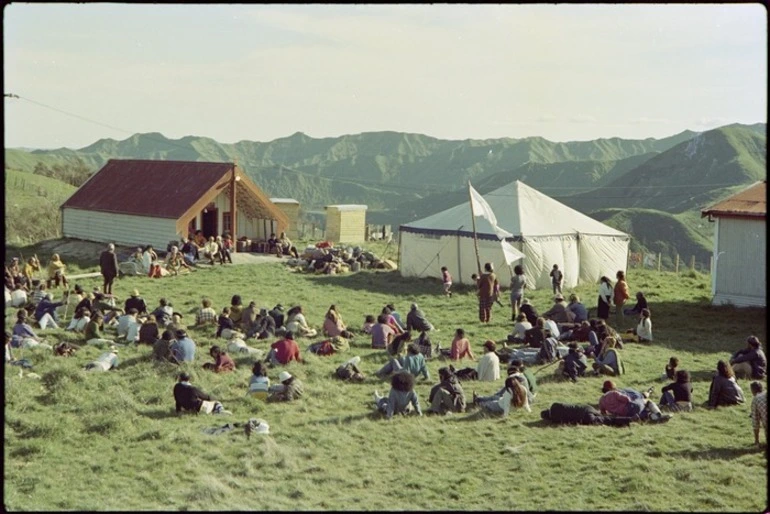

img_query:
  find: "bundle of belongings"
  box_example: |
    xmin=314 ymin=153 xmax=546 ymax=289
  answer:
xmin=285 ymin=244 xmax=396 ymax=274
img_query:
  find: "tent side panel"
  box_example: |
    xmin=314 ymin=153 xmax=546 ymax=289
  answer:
xmin=522 ymin=236 xmax=579 ymax=290
xmin=578 ymin=235 xmax=630 ymax=287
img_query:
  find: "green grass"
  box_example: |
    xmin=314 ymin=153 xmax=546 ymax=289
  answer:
xmin=4 ymin=263 xmax=767 ymax=511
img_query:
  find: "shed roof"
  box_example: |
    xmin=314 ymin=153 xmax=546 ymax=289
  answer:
xmin=325 ymin=204 xmax=368 ymax=211
xmin=270 ymin=198 xmax=300 ymax=204
xmin=701 ymin=181 xmax=766 ymax=219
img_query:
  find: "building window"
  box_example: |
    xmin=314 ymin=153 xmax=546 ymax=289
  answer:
xmin=222 ymin=212 xmax=232 ymax=235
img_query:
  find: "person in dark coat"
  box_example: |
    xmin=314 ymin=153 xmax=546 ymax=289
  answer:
xmin=173 ymin=372 xmax=231 ymax=415
xmin=541 ymin=402 xmax=635 ymax=427
xmin=99 ymin=243 xmax=119 ymax=295
xmin=519 ymin=299 xmax=539 ymax=325
xmin=427 ymin=366 xmax=466 ymax=415
xmin=124 ymin=288 xmax=148 ymax=315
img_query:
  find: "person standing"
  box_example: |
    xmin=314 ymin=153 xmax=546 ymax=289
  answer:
xmin=549 ymin=264 xmax=563 ymax=295
xmin=597 ymin=276 xmax=613 ymax=321
xmin=613 ymin=270 xmax=630 ymax=328
xmin=99 ymin=243 xmax=119 ymax=295
xmin=477 ymin=263 xmax=498 ymax=323
xmin=441 ymin=266 xmax=453 ymax=298
xmin=509 ymin=264 xmax=526 ymax=321
xmin=749 ymin=382 xmax=767 ymax=447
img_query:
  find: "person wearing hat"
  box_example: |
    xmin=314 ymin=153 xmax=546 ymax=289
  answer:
xmin=202 ymin=345 xmax=235 ymax=373
xmin=169 ymin=329 xmax=196 ymax=363
xmin=173 ymin=372 xmax=231 ymax=415
xmin=84 ymin=346 xmax=120 ymax=372
xmin=730 ymin=336 xmax=767 ymax=380
xmin=33 ymin=292 xmax=63 ymax=330
xmin=99 ymin=243 xmax=119 ymax=295
xmin=335 ymin=356 xmax=366 ymax=383
xmin=519 ymin=298 xmax=539 ymax=326
xmin=406 ymin=303 xmax=435 ymax=333
xmin=427 ymin=366 xmax=466 ymax=415
xmin=268 ymin=304 xmax=286 ymax=331
xmin=266 ymin=331 xmax=303 ymax=366
xmin=476 ymin=340 xmax=501 ymax=382
xmin=543 ymin=294 xmax=574 ymax=324
xmin=124 ymin=289 xmax=148 ymax=315
xmin=84 ymin=311 xmax=115 ymax=347
xmin=267 ymin=370 xmax=304 ymax=402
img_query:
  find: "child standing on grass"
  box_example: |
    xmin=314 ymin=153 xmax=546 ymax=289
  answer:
xmin=441 ymin=267 xmax=453 ymax=297
xmin=550 ymin=264 xmax=563 ymax=295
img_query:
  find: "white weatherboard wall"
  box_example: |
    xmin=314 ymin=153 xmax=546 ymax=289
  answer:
xmin=712 ymin=217 xmax=766 ymax=307
xmin=62 ymin=208 xmax=178 ymax=249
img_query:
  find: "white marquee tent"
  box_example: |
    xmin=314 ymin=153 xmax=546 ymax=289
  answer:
xmin=398 ymin=180 xmax=630 ymax=290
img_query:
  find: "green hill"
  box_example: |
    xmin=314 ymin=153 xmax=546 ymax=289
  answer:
xmin=590 ymin=207 xmax=714 ymax=270
xmin=562 ymin=126 xmax=766 ymax=214
xmin=5 ymin=169 xmax=78 ymax=245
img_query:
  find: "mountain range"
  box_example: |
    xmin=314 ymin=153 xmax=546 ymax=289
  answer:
xmin=5 ymin=122 xmax=766 ymax=267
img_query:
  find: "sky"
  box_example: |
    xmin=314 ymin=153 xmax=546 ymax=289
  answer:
xmin=3 ymin=3 xmax=767 ymax=149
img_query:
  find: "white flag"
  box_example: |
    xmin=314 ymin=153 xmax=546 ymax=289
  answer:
xmin=501 ymin=240 xmax=525 ymax=265
xmin=469 ymin=183 xmax=512 ymax=239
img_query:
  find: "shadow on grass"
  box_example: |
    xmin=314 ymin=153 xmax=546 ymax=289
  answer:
xmin=303 ymin=271 xmax=478 ymax=298
xmin=296 ymin=411 xmax=380 ymax=427
xmin=664 ymin=446 xmax=761 ymax=461
xmin=138 ymin=407 xmax=183 ymax=420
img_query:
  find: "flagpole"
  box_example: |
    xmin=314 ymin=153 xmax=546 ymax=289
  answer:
xmin=468 ymin=181 xmax=482 ymax=276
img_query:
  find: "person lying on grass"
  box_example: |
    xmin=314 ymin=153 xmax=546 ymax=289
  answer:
xmin=202 ymin=345 xmax=235 ymax=373
xmin=84 ymin=346 xmax=120 ymax=372
xmin=226 ymin=334 xmax=264 ymax=357
xmin=540 ymin=403 xmax=635 ymax=427
xmin=335 ymin=356 xmax=366 ymax=382
xmin=173 ymin=372 xmax=232 ymax=415
xmin=477 ymin=376 xmax=531 ymax=416
xmin=599 ymin=380 xmax=670 ymax=423
xmin=707 ymin=360 xmax=745 ymax=409
xmin=373 ymin=371 xmax=423 ymax=419
xmin=426 ymin=366 xmax=466 ymax=415
xmin=267 ymin=370 xmax=304 ymax=403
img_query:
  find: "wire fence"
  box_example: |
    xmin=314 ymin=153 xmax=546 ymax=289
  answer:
xmin=627 ymin=251 xmax=712 ymax=274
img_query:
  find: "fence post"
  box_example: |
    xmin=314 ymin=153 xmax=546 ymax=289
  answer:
xmin=690 ymin=255 xmax=695 ymax=271
xmin=709 ymin=255 xmax=713 ymax=275
xmin=675 ymin=254 xmax=679 ymax=274
xmin=657 ymin=253 xmax=661 ymax=272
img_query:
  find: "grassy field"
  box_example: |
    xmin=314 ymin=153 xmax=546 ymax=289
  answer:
xmin=4 ymin=256 xmax=767 ymax=511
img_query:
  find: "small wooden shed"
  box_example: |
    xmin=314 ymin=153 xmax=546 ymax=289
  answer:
xmin=325 ymin=204 xmax=367 ymax=243
xmin=701 ymin=181 xmax=766 ymax=307
xmin=270 ymin=198 xmax=300 ymax=240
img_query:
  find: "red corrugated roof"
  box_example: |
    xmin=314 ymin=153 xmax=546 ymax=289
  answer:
xmin=61 ymin=159 xmax=235 ymax=218
xmin=701 ymin=181 xmax=766 ymax=219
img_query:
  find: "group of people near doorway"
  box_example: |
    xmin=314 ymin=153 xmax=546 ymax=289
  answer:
xmin=4 ymin=254 xmax=767 ymax=447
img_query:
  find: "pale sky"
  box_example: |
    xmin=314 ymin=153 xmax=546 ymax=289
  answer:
xmin=3 ymin=3 xmax=767 ymax=149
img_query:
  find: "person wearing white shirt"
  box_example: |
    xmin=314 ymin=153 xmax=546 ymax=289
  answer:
xmin=634 ymin=308 xmax=653 ymax=342
xmin=597 ymin=276 xmax=613 ymax=320
xmin=476 ymin=340 xmax=501 ymax=381
xmin=544 ymin=318 xmax=560 ymax=339
xmin=10 ymin=285 xmax=27 ymax=308
xmin=478 ymin=377 xmax=531 ymax=416
xmin=85 ymin=348 xmax=120 ymax=372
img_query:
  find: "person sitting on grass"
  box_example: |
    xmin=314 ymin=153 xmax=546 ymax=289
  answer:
xmin=477 ymin=340 xmax=501 ymax=382
xmin=195 ymin=297 xmax=217 ymax=326
xmin=662 ymin=356 xmax=679 ymax=381
xmin=406 ymin=303 xmax=435 ymax=333
xmin=138 ymin=314 xmax=159 ymax=345
xmin=543 ymin=294 xmax=574 ymax=324
xmin=472 ymin=362 xmax=533 ymax=406
xmin=659 ymin=369 xmax=693 ymax=412
xmin=165 ymin=246 xmax=191 ymax=275
xmin=151 ymin=298 xmax=174 ymax=328
xmin=707 ymin=360 xmax=745 ymax=409
xmin=508 ymin=313 xmax=532 ymax=345
xmin=592 ymin=336 xmax=625 ymax=377
xmin=730 ymin=336 xmax=767 ymax=380
xmin=625 ymin=308 xmax=653 ymax=343
xmin=249 ymin=309 xmax=276 ymax=340
xmin=559 ymin=342 xmax=588 ymax=382
xmin=65 ymin=307 xmax=91 ymax=333
xmin=449 ymin=328 xmax=476 ymax=361
xmin=203 ymin=237 xmax=220 ymax=265
xmin=540 ymin=402 xmax=636 ymax=427
xmin=370 ymin=313 xmax=395 ymax=350
xmin=170 ymin=329 xmax=196 ymax=363
xmin=153 ymin=330 xmax=176 ymax=362
xmin=46 ymin=253 xmax=69 ymax=289
xmin=478 ymin=376 xmax=531 ymax=416
xmin=566 ymin=294 xmax=588 ymax=324
xmin=373 ymin=371 xmax=423 ymax=419
xmin=267 ymin=370 xmax=304 ymax=402
xmin=519 ymin=298 xmax=539 ymax=326
xmin=267 ymin=331 xmax=303 ymax=366
xmin=10 ymin=283 xmax=28 ymax=308
xmin=34 ymin=292 xmax=63 ymax=330
xmin=240 ymin=300 xmax=259 ymax=334
xmin=285 ymin=305 xmax=318 ymax=338
xmin=427 ymin=366 xmax=466 ymax=415
xmin=173 ymin=372 xmax=232 ymax=415
xmin=382 ymin=306 xmax=404 ymax=334
xmin=84 ymin=346 xmax=120 ymax=372
xmin=84 ymin=311 xmax=114 ymax=347
xmin=202 ymin=345 xmax=235 ymax=373
xmin=248 ymin=361 xmax=271 ymax=399
xmin=323 ymin=304 xmax=354 ymax=339
xmin=750 ymin=382 xmax=767 ymax=447
xmin=335 ymin=356 xmax=366 ymax=382
xmin=117 ymin=308 xmax=141 ymax=343
xmin=525 ymin=318 xmax=548 ymax=349
xmin=228 ymin=295 xmax=244 ymax=325
xmin=362 ymin=314 xmax=376 ymax=335
xmin=216 ymin=307 xmax=239 ymax=339
xmin=124 ymin=289 xmax=148 ymax=316
xmin=623 ymin=291 xmax=648 ymax=316
xmin=12 ymin=310 xmax=53 ymax=350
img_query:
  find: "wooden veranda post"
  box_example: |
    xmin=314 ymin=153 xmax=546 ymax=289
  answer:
xmin=468 ymin=182 xmax=482 ymax=276
xmin=231 ymin=161 xmax=238 ymax=253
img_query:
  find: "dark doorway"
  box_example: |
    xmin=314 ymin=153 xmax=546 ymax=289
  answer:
xmin=202 ymin=208 xmax=218 ymax=238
